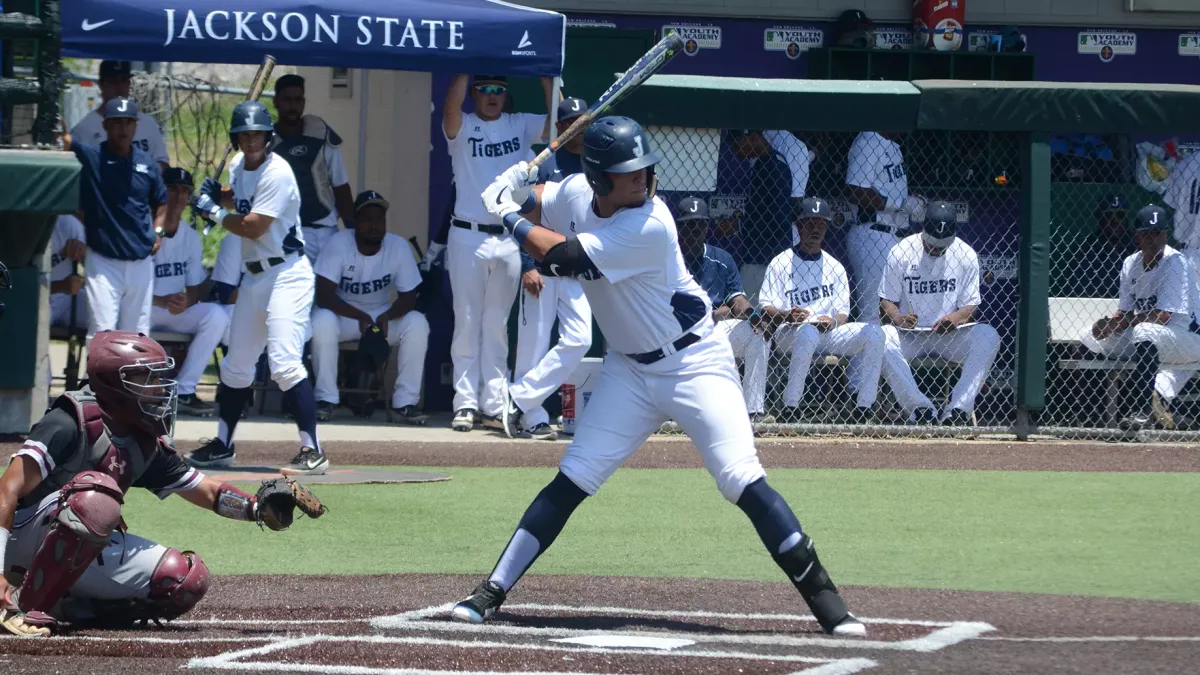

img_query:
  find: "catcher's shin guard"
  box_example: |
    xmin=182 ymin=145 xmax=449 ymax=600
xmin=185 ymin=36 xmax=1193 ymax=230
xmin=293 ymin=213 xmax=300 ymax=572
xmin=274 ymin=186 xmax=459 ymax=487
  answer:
xmin=774 ymin=535 xmax=852 ymax=634
xmin=18 ymin=472 xmax=124 ymax=619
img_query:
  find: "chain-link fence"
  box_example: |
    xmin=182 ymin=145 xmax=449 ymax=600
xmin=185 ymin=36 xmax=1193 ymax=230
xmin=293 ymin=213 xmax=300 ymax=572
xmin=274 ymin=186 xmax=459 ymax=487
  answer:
xmin=648 ymin=126 xmax=1021 ymax=437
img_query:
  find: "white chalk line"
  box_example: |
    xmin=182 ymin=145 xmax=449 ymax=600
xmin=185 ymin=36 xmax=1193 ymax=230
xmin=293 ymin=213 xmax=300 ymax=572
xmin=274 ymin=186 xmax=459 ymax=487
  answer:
xmin=176 ymin=618 xmax=366 ymax=626
xmin=0 ymin=635 xmax=281 ymax=644
xmin=978 ymin=635 xmax=1200 ymax=643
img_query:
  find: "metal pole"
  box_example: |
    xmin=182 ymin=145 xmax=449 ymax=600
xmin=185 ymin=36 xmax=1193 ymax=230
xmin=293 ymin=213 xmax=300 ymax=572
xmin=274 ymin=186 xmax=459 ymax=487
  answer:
xmin=356 ymin=69 xmax=369 ymax=193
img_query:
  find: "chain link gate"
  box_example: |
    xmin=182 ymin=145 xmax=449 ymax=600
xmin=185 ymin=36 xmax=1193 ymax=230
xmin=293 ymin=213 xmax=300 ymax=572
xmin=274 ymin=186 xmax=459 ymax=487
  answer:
xmin=647 ymin=124 xmax=1022 ymax=438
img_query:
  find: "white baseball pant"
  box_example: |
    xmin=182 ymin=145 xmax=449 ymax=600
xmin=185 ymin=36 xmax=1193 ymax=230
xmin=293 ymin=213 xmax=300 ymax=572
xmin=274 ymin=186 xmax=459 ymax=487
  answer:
xmin=84 ymin=250 xmax=154 ymax=340
xmin=881 ymin=324 xmax=1000 ymax=419
xmin=512 ymin=276 xmax=592 ymax=429
xmin=7 ymin=491 xmax=167 ymax=606
xmin=447 ymin=225 xmax=520 ymax=416
xmin=219 ymin=254 xmax=314 ymax=392
xmin=219 ymin=304 xmax=235 ymax=346
xmin=772 ymin=322 xmax=885 ymax=409
xmin=302 ymin=226 xmax=337 ymax=265
xmin=49 ymin=293 xmax=89 ymax=330
xmin=844 ymin=224 xmax=900 ymax=324
xmin=713 ymin=318 xmax=769 ymax=414
xmin=150 ymin=303 xmax=231 ymax=396
xmin=1080 ymin=322 xmax=1200 ymax=400
xmin=310 ymin=308 xmax=430 ymax=408
xmin=559 ymin=330 xmax=767 ymax=504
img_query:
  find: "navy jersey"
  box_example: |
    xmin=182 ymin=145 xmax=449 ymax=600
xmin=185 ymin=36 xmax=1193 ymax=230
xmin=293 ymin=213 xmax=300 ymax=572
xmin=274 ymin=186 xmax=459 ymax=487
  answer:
xmin=684 ymin=244 xmax=745 ymax=309
xmin=72 ymin=142 xmax=167 ymax=261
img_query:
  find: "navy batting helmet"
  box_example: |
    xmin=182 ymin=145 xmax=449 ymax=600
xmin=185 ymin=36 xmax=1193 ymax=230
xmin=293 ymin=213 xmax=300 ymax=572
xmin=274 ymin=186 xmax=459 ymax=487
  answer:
xmin=1134 ymin=204 xmax=1169 ymax=233
xmin=923 ymin=201 xmax=958 ymax=248
xmin=229 ymin=100 xmax=273 ymax=150
xmin=582 ymin=116 xmax=661 ymax=197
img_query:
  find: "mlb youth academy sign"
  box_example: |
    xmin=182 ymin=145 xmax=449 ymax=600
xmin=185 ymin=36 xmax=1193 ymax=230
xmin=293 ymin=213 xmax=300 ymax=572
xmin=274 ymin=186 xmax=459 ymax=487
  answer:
xmin=65 ymin=0 xmax=566 ymax=76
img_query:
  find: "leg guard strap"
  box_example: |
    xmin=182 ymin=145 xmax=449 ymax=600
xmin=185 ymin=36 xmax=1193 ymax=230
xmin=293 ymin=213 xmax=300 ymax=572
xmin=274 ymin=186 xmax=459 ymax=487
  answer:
xmin=773 ymin=535 xmax=850 ymax=634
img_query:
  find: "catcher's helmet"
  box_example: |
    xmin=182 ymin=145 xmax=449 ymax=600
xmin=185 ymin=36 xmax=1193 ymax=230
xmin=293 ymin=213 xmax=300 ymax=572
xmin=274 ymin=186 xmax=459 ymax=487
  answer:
xmin=1134 ymin=204 xmax=1169 ymax=233
xmin=582 ymin=116 xmax=661 ymax=197
xmin=229 ymin=100 xmax=274 ymax=150
xmin=923 ymin=202 xmax=958 ymax=248
xmin=87 ymin=331 xmax=178 ymax=437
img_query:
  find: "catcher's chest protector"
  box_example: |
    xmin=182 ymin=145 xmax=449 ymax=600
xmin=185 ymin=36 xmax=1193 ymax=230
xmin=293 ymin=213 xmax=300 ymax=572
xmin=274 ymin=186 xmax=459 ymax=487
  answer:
xmin=21 ymin=389 xmax=153 ymax=507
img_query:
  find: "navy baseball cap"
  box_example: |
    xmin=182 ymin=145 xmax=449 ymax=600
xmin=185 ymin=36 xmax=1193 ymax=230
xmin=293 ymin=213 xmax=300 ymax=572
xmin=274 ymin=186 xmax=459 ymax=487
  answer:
xmin=1133 ymin=204 xmax=1169 ymax=233
xmin=163 ymin=167 xmax=194 ymax=188
xmin=1099 ymin=193 xmax=1128 ymax=213
xmin=473 ymin=75 xmax=507 ymax=86
xmin=676 ymin=196 xmax=709 ymax=223
xmin=557 ymin=97 xmax=589 ymax=122
xmin=923 ymin=202 xmax=958 ymax=248
xmin=795 ymin=197 xmax=833 ymax=221
xmin=355 ymin=190 xmax=390 ymax=212
xmin=102 ymin=96 xmax=139 ymax=120
xmin=99 ymin=60 xmax=132 ymax=79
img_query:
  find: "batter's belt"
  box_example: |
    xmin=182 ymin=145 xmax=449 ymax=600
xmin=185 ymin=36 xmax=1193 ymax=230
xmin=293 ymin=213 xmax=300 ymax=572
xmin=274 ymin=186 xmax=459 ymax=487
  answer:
xmin=452 ymin=218 xmax=506 ymax=236
xmin=628 ymin=332 xmax=701 ymax=365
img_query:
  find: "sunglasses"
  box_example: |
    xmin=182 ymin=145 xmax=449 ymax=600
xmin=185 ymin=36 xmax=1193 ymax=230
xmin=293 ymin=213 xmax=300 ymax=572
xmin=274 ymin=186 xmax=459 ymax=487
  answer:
xmin=475 ymin=84 xmax=507 ymax=96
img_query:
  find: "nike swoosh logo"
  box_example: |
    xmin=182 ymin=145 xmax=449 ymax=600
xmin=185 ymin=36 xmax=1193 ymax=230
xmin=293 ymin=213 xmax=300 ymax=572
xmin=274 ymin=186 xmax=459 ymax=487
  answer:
xmin=549 ymin=263 xmax=562 ymax=276
xmin=82 ymin=19 xmax=114 ymax=31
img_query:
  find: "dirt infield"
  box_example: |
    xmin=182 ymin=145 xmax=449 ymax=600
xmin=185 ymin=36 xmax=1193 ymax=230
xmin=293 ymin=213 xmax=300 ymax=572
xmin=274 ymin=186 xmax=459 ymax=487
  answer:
xmin=3 ymin=574 xmax=1198 ymax=674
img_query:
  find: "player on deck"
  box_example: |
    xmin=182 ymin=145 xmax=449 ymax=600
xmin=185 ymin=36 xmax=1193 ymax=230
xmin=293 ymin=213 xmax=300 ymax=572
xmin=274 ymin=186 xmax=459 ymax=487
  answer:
xmin=47 ymin=215 xmax=89 ymax=330
xmin=450 ymin=116 xmax=866 ymax=638
xmin=0 ymin=331 xmax=320 ymax=637
xmin=184 ymin=101 xmax=328 ymax=476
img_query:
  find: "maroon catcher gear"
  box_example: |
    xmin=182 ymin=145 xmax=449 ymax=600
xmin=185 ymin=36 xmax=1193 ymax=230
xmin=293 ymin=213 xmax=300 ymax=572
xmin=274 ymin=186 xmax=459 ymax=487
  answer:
xmin=16 ymin=472 xmax=125 ymax=628
xmin=86 ymin=331 xmax=178 ymax=437
xmin=146 ymin=549 xmax=211 ymax=620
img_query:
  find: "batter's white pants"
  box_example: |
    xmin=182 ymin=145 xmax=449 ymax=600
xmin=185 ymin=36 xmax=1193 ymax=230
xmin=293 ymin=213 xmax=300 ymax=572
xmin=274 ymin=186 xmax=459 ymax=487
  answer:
xmin=773 ymin=322 xmax=885 ymax=409
xmin=219 ymin=254 xmax=314 ymax=392
xmin=713 ymin=318 xmax=769 ymax=414
xmin=447 ymin=226 xmax=521 ymax=416
xmin=512 ymin=276 xmax=592 ymax=429
xmin=881 ymin=323 xmax=1000 ymax=419
xmin=1080 ymin=322 xmax=1200 ymax=400
xmin=150 ymin=303 xmax=231 ymax=396
xmin=84 ymin=250 xmax=154 ymax=341
xmin=49 ymin=292 xmax=89 ymax=330
xmin=302 ymin=226 xmax=337 ymax=265
xmin=7 ymin=491 xmax=167 ymax=608
xmin=310 ymin=308 xmax=430 ymax=408
xmin=560 ymin=330 xmax=767 ymax=504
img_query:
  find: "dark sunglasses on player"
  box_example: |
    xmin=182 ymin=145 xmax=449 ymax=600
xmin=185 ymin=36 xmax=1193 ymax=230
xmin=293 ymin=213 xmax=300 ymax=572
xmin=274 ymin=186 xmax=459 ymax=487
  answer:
xmin=475 ymin=84 xmax=507 ymax=96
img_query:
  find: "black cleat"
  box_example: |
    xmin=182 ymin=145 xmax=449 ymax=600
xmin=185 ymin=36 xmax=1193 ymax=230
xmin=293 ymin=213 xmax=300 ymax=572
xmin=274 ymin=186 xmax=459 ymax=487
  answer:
xmin=943 ymin=408 xmax=973 ymax=427
xmin=450 ymin=580 xmax=507 ymax=624
xmin=184 ymin=438 xmax=235 ymax=468
xmin=911 ymin=408 xmax=938 ymax=426
xmin=392 ymin=405 xmax=428 ymax=426
xmin=315 ymin=401 xmax=335 ymax=422
xmin=452 ymin=408 xmax=476 ymax=432
xmin=176 ymin=393 xmax=216 ymax=417
xmin=281 ymin=446 xmax=330 ymax=476
xmin=1119 ymin=412 xmax=1154 ymax=432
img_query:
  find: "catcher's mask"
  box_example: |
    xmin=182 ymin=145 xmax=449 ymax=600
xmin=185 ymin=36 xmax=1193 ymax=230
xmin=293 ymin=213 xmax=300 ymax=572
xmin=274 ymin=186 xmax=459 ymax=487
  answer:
xmin=87 ymin=331 xmax=178 ymax=437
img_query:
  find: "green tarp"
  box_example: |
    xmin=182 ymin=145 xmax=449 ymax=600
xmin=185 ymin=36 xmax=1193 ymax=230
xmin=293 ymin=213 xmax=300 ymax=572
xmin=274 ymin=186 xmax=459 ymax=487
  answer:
xmin=0 ymin=149 xmax=79 ymax=212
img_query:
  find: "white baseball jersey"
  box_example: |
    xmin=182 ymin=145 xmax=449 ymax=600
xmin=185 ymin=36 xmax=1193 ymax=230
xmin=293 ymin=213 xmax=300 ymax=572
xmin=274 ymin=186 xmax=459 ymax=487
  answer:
xmin=313 ymin=230 xmax=421 ymax=317
xmin=49 ymin=215 xmax=86 ymax=283
xmin=211 ymin=232 xmax=244 ymax=287
xmin=151 ymin=224 xmax=205 ymax=296
xmin=758 ymin=248 xmax=850 ymax=319
xmin=444 ymin=112 xmax=546 ymax=224
xmin=70 ymin=109 xmax=170 ymax=166
xmin=540 ymin=174 xmax=711 ymax=355
xmin=1118 ymin=245 xmax=1193 ymax=329
xmin=1165 ymin=153 xmax=1200 ymax=249
xmin=229 ymin=152 xmax=304 ymax=263
xmin=846 ymin=131 xmax=909 ymax=229
xmin=881 ymin=234 xmax=981 ymax=327
xmin=761 ymin=130 xmax=811 ymax=199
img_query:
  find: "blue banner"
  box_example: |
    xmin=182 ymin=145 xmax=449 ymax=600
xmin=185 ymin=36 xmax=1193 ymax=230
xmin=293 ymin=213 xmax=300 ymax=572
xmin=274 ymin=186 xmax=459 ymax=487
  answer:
xmin=64 ymin=0 xmax=566 ymax=77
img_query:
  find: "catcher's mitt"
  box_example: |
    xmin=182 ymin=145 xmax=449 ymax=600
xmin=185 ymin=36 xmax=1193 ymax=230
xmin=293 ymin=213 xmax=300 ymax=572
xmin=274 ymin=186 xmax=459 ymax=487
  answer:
xmin=255 ymin=478 xmax=328 ymax=531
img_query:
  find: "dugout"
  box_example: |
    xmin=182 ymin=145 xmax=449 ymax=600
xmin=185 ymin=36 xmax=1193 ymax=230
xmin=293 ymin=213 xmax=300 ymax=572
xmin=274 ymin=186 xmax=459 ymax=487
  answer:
xmin=618 ymin=75 xmax=1200 ymax=440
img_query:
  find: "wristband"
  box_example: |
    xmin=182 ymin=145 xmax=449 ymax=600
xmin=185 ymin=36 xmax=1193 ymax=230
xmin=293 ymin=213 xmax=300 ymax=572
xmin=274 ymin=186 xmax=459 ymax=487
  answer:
xmin=214 ymin=208 xmax=230 ymax=225
xmin=502 ymin=212 xmax=535 ymax=245
xmin=519 ymin=192 xmax=537 ymax=213
xmin=214 ymin=483 xmax=256 ymax=521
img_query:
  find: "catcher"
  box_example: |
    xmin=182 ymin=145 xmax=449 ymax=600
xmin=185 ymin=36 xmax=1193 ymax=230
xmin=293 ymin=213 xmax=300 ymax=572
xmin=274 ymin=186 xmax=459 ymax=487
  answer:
xmin=0 ymin=331 xmax=326 ymax=637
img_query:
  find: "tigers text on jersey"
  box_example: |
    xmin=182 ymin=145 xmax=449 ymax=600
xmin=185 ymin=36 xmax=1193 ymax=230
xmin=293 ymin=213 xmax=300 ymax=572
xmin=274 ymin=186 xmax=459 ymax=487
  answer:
xmin=881 ymin=234 xmax=982 ymax=327
xmin=151 ymin=224 xmax=206 ymax=296
xmin=846 ymin=131 xmax=908 ymax=229
xmin=49 ymin=215 xmax=86 ymax=283
xmin=70 ymin=110 xmax=170 ymax=166
xmin=539 ymin=174 xmax=711 ymax=355
xmin=758 ymin=248 xmax=850 ymax=319
xmin=229 ymin=152 xmax=304 ymax=263
xmin=1119 ymin=245 xmax=1193 ymax=329
xmin=444 ymin=111 xmax=546 ymax=224
xmin=1166 ymin=153 xmax=1200 ymax=249
xmin=313 ymin=231 xmax=422 ymax=317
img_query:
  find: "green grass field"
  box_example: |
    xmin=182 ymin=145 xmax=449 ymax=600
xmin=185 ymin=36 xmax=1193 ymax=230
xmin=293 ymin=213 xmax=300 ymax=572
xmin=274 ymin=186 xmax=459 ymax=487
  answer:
xmin=124 ymin=467 xmax=1200 ymax=604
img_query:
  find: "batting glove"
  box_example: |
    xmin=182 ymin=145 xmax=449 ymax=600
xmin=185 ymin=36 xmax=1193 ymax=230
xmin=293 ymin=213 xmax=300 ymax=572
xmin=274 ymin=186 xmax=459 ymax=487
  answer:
xmin=190 ymin=194 xmax=228 ymax=224
xmin=501 ymin=161 xmax=539 ymax=207
xmin=200 ymin=177 xmax=223 ymax=201
xmin=482 ymin=178 xmax=522 ymax=223
xmin=419 ymin=242 xmax=446 ymax=272
xmin=904 ymin=194 xmax=928 ymax=223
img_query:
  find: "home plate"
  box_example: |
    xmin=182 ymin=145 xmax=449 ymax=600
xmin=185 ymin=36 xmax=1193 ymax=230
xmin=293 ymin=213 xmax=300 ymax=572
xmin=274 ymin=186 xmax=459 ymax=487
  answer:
xmin=550 ymin=635 xmax=697 ymax=650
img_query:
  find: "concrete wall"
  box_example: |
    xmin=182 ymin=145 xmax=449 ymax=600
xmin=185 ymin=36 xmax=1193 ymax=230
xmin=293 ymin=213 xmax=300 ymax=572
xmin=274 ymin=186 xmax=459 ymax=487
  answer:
xmin=295 ymin=67 xmax=432 ymax=248
xmin=522 ymin=0 xmax=1200 ymax=28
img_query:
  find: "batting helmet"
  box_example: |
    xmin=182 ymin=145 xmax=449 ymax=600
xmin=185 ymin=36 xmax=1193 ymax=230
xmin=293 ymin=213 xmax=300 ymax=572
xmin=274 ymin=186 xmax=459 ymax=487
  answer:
xmin=1134 ymin=204 xmax=1169 ymax=233
xmin=229 ymin=100 xmax=273 ymax=150
xmin=582 ymin=116 xmax=661 ymax=197
xmin=923 ymin=202 xmax=958 ymax=248
xmin=87 ymin=331 xmax=178 ymax=438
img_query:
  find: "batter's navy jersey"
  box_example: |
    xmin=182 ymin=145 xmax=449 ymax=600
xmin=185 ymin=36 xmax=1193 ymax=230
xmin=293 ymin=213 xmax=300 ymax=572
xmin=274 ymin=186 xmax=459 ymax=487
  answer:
xmin=72 ymin=142 xmax=167 ymax=260
xmin=686 ymin=244 xmax=745 ymax=308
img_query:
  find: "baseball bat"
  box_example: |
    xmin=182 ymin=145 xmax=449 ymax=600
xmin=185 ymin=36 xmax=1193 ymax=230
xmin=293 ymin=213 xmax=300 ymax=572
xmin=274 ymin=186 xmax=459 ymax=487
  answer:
xmin=203 ymin=54 xmax=277 ymax=235
xmin=528 ymin=32 xmax=685 ymax=170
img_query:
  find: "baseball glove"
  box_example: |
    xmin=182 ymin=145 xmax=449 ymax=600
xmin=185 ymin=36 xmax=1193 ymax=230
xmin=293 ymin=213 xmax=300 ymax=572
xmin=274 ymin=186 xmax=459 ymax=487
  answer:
xmin=255 ymin=478 xmax=328 ymax=531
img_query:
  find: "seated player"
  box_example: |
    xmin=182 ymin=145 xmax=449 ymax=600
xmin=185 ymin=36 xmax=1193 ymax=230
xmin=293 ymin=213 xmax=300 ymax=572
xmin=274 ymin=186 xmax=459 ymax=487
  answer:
xmin=675 ymin=195 xmax=772 ymax=423
xmin=47 ymin=214 xmax=89 ymax=330
xmin=1081 ymin=204 xmax=1200 ymax=431
xmin=758 ymin=198 xmax=889 ymax=424
xmin=311 ymin=190 xmax=430 ymax=423
xmin=0 ymin=331 xmax=321 ymax=638
xmin=149 ymin=168 xmax=230 ymax=417
xmin=879 ymin=202 xmax=1000 ymax=426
